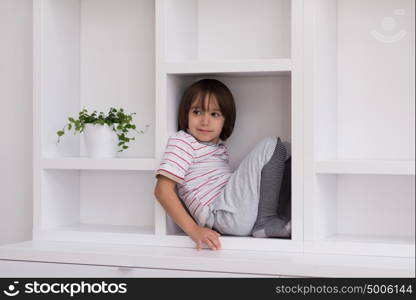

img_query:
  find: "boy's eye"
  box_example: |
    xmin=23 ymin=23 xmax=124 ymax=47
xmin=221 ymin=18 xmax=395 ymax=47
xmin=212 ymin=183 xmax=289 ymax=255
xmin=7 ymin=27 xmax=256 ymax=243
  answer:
xmin=192 ymin=110 xmax=202 ymax=115
xmin=211 ymin=112 xmax=222 ymax=118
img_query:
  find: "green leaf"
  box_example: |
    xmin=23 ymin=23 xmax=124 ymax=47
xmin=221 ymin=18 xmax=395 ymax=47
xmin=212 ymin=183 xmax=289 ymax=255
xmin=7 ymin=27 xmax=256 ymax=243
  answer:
xmin=57 ymin=107 xmax=146 ymax=150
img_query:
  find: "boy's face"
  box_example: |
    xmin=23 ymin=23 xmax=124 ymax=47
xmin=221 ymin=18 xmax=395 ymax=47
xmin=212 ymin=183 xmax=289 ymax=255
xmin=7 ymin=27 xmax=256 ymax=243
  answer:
xmin=188 ymin=94 xmax=225 ymax=144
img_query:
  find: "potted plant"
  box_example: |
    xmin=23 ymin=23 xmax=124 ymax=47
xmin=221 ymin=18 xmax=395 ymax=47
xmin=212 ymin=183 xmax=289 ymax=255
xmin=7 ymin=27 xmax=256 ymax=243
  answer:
xmin=56 ymin=107 xmax=149 ymax=158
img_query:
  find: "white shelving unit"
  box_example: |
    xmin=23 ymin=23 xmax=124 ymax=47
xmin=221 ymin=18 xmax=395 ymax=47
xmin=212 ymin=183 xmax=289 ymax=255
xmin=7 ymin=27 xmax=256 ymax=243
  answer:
xmin=0 ymin=0 xmax=414 ymax=277
xmin=303 ymin=0 xmax=415 ymax=258
xmin=29 ymin=0 xmax=304 ymax=253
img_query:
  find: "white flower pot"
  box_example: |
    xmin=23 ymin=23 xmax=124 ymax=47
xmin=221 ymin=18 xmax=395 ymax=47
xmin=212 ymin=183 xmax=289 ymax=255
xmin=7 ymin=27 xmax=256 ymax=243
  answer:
xmin=83 ymin=124 xmax=118 ymax=158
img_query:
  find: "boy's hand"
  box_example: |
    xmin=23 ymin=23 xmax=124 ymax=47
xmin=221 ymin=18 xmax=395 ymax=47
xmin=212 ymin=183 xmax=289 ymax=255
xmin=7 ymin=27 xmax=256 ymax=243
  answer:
xmin=189 ymin=226 xmax=221 ymax=251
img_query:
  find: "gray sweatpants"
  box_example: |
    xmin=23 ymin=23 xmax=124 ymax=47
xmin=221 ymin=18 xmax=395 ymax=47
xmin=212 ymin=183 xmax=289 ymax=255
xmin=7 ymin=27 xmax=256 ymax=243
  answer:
xmin=206 ymin=137 xmax=286 ymax=236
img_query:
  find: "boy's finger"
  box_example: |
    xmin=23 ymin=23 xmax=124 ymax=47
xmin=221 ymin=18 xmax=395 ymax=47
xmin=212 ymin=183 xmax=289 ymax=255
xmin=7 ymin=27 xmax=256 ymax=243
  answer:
xmin=196 ymin=240 xmax=202 ymax=250
xmin=212 ymin=237 xmax=221 ymax=250
xmin=205 ymin=239 xmax=216 ymax=250
xmin=216 ymin=239 xmax=222 ymax=250
xmin=207 ymin=236 xmax=219 ymax=250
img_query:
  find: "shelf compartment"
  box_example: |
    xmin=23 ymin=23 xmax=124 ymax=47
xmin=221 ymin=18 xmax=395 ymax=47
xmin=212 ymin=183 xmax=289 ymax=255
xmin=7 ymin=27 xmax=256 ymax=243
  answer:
xmin=37 ymin=0 xmax=155 ymax=159
xmin=306 ymin=174 xmax=415 ymax=257
xmin=41 ymin=158 xmax=156 ymax=171
xmin=37 ymin=170 xmax=156 ymax=239
xmin=164 ymin=0 xmax=291 ymax=61
xmin=165 ymin=74 xmax=292 ymax=170
xmin=308 ymin=0 xmax=415 ymax=161
xmin=164 ymin=59 xmax=291 ymax=75
xmin=162 ymin=73 xmax=300 ymax=250
xmin=315 ymin=160 xmax=415 ymax=175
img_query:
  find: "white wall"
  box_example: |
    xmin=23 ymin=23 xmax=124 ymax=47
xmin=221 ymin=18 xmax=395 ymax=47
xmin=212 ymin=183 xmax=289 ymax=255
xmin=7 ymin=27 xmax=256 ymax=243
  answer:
xmin=0 ymin=0 xmax=33 ymax=245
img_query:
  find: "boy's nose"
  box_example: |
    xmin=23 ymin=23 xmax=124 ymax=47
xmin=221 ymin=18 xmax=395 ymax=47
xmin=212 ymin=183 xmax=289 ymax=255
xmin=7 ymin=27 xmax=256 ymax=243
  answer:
xmin=201 ymin=113 xmax=210 ymax=124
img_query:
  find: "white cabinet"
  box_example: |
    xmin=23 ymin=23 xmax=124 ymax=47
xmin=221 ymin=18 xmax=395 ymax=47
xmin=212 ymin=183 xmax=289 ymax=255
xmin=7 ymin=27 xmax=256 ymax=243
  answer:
xmin=0 ymin=0 xmax=414 ymax=277
xmin=0 ymin=260 xmax=273 ymax=278
xmin=0 ymin=240 xmax=412 ymax=277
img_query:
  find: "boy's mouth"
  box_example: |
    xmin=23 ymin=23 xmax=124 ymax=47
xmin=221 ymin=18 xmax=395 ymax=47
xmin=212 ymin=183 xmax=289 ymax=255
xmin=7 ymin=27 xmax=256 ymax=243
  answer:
xmin=197 ymin=129 xmax=212 ymax=134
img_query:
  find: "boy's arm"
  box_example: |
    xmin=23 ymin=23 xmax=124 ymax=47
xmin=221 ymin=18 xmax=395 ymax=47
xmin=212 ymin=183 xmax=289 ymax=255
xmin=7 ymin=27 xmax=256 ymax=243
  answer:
xmin=154 ymin=175 xmax=221 ymax=250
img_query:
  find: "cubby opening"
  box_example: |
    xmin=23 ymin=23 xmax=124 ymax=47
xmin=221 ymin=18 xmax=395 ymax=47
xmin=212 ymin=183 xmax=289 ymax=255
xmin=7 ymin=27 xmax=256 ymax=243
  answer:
xmin=164 ymin=73 xmax=293 ymax=241
xmin=164 ymin=0 xmax=291 ymax=61
xmin=311 ymin=174 xmax=415 ymax=256
xmin=314 ymin=0 xmax=415 ymax=161
xmin=39 ymin=170 xmax=155 ymax=237
xmin=39 ymin=0 xmax=155 ymax=159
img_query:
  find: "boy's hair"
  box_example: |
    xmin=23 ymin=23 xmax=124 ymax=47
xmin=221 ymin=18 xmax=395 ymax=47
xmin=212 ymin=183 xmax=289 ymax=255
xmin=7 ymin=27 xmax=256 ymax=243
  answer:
xmin=178 ymin=79 xmax=236 ymax=141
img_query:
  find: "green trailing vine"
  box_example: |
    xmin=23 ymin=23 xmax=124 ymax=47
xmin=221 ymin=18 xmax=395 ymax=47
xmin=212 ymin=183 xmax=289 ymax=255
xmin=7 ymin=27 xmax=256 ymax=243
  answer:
xmin=56 ymin=107 xmax=149 ymax=152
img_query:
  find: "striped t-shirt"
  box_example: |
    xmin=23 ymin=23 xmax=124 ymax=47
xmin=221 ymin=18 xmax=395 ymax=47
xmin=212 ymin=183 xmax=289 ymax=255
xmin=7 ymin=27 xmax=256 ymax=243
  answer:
xmin=156 ymin=130 xmax=232 ymax=226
